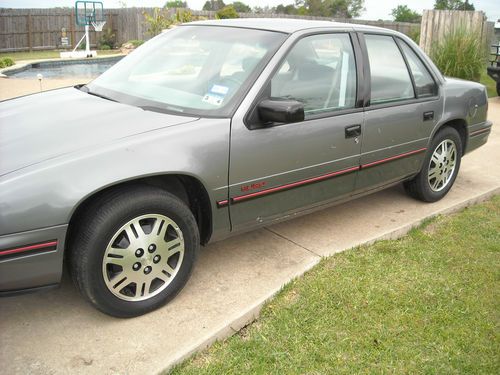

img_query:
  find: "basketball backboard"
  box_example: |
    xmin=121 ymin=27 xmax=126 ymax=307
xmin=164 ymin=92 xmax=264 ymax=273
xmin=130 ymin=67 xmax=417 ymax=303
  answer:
xmin=75 ymin=1 xmax=104 ymax=26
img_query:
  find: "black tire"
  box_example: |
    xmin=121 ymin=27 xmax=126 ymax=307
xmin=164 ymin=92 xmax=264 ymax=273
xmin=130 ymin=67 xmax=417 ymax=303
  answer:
xmin=496 ymin=81 xmax=500 ymax=97
xmin=404 ymin=127 xmax=462 ymax=202
xmin=69 ymin=185 xmax=199 ymax=318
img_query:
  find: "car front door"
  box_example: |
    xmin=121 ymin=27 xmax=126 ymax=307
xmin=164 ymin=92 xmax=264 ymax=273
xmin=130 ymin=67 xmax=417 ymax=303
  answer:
xmin=355 ymin=33 xmax=443 ymax=193
xmin=226 ymin=32 xmax=364 ymax=232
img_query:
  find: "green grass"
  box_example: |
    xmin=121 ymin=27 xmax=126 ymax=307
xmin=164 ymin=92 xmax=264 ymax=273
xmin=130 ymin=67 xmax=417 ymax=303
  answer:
xmin=481 ymin=67 xmax=498 ymax=98
xmin=171 ymin=196 xmax=500 ymax=374
xmin=0 ymin=49 xmax=121 ymax=62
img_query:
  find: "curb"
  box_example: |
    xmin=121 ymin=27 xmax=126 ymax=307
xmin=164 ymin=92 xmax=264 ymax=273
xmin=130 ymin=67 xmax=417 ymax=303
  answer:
xmin=159 ymin=186 xmax=500 ymax=373
xmin=163 ymin=256 xmax=321 ymax=373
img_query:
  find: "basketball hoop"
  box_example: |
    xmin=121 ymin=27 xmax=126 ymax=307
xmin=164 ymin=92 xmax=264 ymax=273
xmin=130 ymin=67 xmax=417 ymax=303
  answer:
xmin=60 ymin=1 xmax=105 ymax=58
xmin=91 ymin=20 xmax=106 ymax=32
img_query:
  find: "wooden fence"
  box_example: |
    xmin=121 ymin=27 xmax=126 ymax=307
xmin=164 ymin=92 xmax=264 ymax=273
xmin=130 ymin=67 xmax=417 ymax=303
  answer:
xmin=419 ymin=10 xmax=494 ymax=54
xmin=0 ymin=7 xmax=420 ymax=52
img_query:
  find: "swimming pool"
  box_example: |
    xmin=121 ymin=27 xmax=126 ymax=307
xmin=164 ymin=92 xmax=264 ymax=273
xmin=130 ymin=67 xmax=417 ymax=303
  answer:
xmin=5 ymin=56 xmax=123 ymax=79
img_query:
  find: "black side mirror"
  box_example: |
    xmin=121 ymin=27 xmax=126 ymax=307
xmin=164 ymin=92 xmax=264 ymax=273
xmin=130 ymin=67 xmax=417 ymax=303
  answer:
xmin=257 ymin=99 xmax=305 ymax=125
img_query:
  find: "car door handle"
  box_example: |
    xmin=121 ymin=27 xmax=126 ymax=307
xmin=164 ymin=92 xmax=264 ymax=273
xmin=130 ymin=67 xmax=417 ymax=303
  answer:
xmin=345 ymin=124 xmax=361 ymax=138
xmin=423 ymin=111 xmax=434 ymax=121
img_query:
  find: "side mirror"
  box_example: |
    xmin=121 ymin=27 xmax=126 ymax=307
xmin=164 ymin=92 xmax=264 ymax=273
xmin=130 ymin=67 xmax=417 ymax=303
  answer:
xmin=257 ymin=99 xmax=305 ymax=125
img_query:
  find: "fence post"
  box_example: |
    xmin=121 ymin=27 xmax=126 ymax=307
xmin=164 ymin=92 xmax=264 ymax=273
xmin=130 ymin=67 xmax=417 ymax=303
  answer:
xmin=70 ymin=11 xmax=75 ymax=48
xmin=27 ymin=12 xmax=32 ymax=51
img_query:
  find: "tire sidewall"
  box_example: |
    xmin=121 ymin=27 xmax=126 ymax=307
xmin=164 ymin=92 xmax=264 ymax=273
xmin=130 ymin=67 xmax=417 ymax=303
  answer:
xmin=79 ymin=189 xmax=199 ymax=317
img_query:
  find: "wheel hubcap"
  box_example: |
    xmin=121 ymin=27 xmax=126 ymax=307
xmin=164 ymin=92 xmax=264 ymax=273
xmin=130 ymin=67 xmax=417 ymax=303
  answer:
xmin=428 ymin=139 xmax=457 ymax=192
xmin=102 ymin=214 xmax=185 ymax=302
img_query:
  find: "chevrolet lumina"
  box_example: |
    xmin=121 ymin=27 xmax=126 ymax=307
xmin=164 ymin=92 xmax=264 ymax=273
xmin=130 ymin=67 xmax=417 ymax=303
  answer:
xmin=0 ymin=19 xmax=492 ymax=317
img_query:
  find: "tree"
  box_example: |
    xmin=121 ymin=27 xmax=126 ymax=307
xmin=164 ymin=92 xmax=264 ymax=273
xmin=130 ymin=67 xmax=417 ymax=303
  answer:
xmin=203 ymin=0 xmax=226 ymax=11
xmin=294 ymin=0 xmax=365 ymax=18
xmin=434 ymin=0 xmax=475 ymax=11
xmin=253 ymin=5 xmax=273 ymax=13
xmin=275 ymin=4 xmax=299 ymax=14
xmin=231 ymin=1 xmax=251 ymax=13
xmin=164 ymin=1 xmax=187 ymax=8
xmin=216 ymin=5 xmax=239 ymax=18
xmin=391 ymin=5 xmax=421 ymax=23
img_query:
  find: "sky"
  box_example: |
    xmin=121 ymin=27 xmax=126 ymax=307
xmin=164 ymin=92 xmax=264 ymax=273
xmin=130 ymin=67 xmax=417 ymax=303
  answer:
xmin=0 ymin=0 xmax=498 ymax=21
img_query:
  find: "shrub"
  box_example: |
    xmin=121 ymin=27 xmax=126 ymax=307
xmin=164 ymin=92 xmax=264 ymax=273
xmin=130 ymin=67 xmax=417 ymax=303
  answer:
xmin=174 ymin=9 xmax=193 ymax=23
xmin=430 ymin=26 xmax=486 ymax=82
xmin=98 ymin=28 xmax=116 ymax=49
xmin=408 ymin=27 xmax=420 ymax=44
xmin=0 ymin=57 xmax=14 ymax=68
xmin=100 ymin=44 xmax=111 ymax=50
xmin=216 ymin=5 xmax=239 ymax=19
xmin=127 ymin=39 xmax=145 ymax=48
xmin=144 ymin=8 xmax=172 ymax=36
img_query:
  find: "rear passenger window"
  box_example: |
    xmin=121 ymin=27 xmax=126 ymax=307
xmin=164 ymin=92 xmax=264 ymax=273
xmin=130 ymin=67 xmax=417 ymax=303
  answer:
xmin=399 ymin=41 xmax=438 ymax=98
xmin=270 ymin=33 xmax=357 ymax=118
xmin=365 ymin=34 xmax=414 ymax=104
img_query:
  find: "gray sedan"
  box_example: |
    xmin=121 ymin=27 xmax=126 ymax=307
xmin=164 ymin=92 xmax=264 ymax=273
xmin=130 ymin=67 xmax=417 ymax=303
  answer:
xmin=0 ymin=19 xmax=492 ymax=317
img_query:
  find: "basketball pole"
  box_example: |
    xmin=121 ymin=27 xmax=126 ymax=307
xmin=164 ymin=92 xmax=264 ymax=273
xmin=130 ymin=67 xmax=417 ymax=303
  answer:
xmin=85 ymin=24 xmax=91 ymax=57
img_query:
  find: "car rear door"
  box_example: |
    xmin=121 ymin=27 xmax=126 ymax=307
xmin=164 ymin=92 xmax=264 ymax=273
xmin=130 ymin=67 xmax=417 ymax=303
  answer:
xmin=354 ymin=33 xmax=443 ymax=192
xmin=226 ymin=32 xmax=364 ymax=232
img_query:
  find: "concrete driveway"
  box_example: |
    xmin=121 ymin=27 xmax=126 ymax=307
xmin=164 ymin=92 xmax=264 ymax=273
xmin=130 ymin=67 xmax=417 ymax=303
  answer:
xmin=0 ymin=79 xmax=499 ymax=374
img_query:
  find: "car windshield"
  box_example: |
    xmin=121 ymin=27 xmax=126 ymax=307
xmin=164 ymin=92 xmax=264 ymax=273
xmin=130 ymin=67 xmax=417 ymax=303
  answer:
xmin=87 ymin=25 xmax=287 ymax=117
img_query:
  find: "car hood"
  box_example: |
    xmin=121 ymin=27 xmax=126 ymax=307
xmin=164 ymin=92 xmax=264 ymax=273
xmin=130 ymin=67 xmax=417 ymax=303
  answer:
xmin=0 ymin=87 xmax=198 ymax=177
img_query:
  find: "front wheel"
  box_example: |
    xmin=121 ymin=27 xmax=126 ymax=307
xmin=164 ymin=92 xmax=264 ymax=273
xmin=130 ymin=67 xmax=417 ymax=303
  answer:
xmin=69 ymin=186 xmax=199 ymax=318
xmin=404 ymin=127 xmax=462 ymax=202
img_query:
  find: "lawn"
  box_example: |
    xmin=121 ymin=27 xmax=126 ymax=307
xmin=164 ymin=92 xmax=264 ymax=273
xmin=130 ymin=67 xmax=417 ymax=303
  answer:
xmin=481 ymin=67 xmax=498 ymax=98
xmin=0 ymin=49 xmax=121 ymax=62
xmin=171 ymin=196 xmax=500 ymax=374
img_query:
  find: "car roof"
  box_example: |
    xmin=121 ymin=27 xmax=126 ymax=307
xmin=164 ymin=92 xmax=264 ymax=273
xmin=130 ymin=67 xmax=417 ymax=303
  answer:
xmin=187 ymin=18 xmax=393 ymax=34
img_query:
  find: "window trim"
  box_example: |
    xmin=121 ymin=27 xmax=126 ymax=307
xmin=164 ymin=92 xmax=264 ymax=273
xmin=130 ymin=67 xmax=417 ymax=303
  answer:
xmin=362 ymin=33 xmax=417 ymax=107
xmin=243 ymin=31 xmax=364 ymax=129
xmin=393 ymin=36 xmax=418 ymax=100
xmin=355 ymin=31 xmax=371 ymax=107
xmin=359 ymin=32 xmax=441 ymax=110
xmin=394 ymin=37 xmax=439 ymax=100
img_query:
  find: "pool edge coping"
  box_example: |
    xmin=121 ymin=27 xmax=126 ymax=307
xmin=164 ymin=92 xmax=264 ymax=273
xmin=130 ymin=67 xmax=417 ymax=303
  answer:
xmin=0 ymin=54 xmax=125 ymax=77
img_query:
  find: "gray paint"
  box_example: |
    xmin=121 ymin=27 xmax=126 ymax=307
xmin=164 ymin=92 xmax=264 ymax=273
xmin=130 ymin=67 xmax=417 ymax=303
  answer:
xmin=0 ymin=19 xmax=492 ymax=293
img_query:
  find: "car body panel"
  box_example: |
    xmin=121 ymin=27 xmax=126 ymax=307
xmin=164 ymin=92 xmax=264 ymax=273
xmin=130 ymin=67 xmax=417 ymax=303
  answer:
xmin=0 ymin=19 xmax=491 ymax=294
xmin=355 ymin=101 xmax=435 ymax=192
xmin=229 ymin=112 xmax=363 ymax=231
xmin=0 ymin=225 xmax=67 ymax=290
xmin=0 ymin=88 xmax=199 ymax=177
xmin=0 ymin=92 xmax=231 ymax=238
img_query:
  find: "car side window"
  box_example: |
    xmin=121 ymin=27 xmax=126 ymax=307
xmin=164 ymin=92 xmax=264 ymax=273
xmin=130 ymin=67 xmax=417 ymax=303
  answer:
xmin=399 ymin=40 xmax=438 ymax=98
xmin=270 ymin=33 xmax=357 ymax=118
xmin=365 ymin=34 xmax=415 ymax=105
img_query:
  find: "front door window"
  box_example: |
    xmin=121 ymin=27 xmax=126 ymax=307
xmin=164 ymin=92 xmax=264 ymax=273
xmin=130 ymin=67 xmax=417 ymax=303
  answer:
xmin=270 ymin=33 xmax=357 ymax=118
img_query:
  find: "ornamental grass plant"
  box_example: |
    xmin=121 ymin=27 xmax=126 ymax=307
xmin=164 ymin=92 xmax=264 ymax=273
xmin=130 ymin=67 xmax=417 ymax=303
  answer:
xmin=430 ymin=26 xmax=486 ymax=82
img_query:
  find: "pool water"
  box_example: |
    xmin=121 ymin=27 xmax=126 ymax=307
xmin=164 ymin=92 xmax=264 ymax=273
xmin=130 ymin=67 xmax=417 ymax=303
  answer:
xmin=7 ymin=57 xmax=122 ymax=79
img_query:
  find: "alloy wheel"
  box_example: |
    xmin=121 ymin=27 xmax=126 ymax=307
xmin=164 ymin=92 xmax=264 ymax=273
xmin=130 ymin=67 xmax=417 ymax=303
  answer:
xmin=427 ymin=139 xmax=457 ymax=192
xmin=102 ymin=214 xmax=185 ymax=301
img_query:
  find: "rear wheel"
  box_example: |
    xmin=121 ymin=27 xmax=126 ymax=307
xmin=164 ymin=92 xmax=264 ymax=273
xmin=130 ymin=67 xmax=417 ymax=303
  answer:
xmin=69 ymin=185 xmax=199 ymax=318
xmin=404 ymin=127 xmax=462 ymax=202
